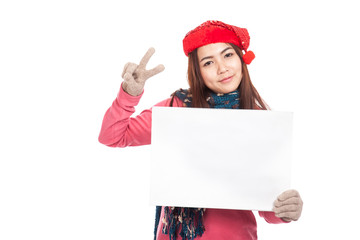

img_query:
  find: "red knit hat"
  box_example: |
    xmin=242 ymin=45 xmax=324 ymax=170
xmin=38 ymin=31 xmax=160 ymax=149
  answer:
xmin=183 ymin=20 xmax=255 ymax=64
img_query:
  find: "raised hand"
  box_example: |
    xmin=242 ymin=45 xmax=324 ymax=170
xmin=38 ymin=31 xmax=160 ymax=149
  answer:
xmin=273 ymin=189 xmax=303 ymax=222
xmin=121 ymin=47 xmax=165 ymax=96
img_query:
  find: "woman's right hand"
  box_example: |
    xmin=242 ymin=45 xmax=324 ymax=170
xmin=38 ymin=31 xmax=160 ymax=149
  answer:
xmin=121 ymin=47 xmax=165 ymax=96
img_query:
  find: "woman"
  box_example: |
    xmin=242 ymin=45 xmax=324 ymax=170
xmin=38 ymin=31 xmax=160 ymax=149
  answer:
xmin=99 ymin=20 xmax=303 ymax=240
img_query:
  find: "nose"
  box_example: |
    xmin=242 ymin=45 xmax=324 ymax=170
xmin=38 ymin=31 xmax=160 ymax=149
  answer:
xmin=217 ymin=60 xmax=228 ymax=75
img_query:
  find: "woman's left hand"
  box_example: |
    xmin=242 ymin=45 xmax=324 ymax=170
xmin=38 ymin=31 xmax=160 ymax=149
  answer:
xmin=273 ymin=189 xmax=303 ymax=222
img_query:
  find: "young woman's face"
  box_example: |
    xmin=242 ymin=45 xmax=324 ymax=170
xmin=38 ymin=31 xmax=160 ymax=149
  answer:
xmin=197 ymin=42 xmax=242 ymax=94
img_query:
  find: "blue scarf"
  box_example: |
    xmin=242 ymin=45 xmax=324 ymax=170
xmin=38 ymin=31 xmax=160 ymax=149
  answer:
xmin=174 ymin=88 xmax=240 ymax=109
xmin=154 ymin=89 xmax=240 ymax=240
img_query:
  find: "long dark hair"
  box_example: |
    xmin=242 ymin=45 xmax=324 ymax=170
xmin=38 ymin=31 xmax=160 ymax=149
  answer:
xmin=186 ymin=43 xmax=268 ymax=110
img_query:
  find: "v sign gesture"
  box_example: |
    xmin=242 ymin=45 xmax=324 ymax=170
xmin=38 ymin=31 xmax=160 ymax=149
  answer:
xmin=122 ymin=47 xmax=165 ymax=96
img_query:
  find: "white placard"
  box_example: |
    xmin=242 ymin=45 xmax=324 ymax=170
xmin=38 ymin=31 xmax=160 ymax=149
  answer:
xmin=150 ymin=107 xmax=292 ymax=211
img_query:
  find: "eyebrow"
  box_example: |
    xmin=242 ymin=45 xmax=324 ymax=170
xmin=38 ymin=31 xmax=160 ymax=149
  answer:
xmin=199 ymin=47 xmax=233 ymax=62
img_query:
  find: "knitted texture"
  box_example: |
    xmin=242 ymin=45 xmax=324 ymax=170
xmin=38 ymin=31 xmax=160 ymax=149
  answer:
xmin=162 ymin=207 xmax=205 ymax=240
xmin=183 ymin=20 xmax=251 ymax=58
xmin=174 ymin=88 xmax=240 ymax=109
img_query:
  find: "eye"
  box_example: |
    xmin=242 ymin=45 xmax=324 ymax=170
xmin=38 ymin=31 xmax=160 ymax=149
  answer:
xmin=203 ymin=61 xmax=213 ymax=67
xmin=224 ymin=52 xmax=233 ymax=58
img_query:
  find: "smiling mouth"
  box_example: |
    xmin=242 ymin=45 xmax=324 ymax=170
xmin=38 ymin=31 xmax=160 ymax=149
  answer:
xmin=220 ymin=76 xmax=233 ymax=83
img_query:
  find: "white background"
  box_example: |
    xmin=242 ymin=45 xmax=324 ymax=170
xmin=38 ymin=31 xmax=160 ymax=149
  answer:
xmin=0 ymin=0 xmax=359 ymax=239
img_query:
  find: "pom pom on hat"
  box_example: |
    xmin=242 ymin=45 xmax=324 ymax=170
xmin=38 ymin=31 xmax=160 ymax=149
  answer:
xmin=243 ymin=50 xmax=255 ymax=65
xmin=183 ymin=20 xmax=255 ymax=64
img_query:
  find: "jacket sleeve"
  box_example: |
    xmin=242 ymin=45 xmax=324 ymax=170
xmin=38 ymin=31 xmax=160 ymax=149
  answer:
xmin=98 ymin=84 xmax=182 ymax=147
xmin=258 ymin=211 xmax=289 ymax=224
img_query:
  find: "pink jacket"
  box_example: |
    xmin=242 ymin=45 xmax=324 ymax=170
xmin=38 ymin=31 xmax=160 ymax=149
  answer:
xmin=98 ymin=85 xmax=287 ymax=240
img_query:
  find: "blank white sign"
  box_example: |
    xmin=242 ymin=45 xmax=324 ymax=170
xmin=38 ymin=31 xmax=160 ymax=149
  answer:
xmin=150 ymin=107 xmax=293 ymax=211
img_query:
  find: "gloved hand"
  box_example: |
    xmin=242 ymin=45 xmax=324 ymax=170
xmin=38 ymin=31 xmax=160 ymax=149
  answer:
xmin=121 ymin=47 xmax=165 ymax=96
xmin=273 ymin=189 xmax=303 ymax=222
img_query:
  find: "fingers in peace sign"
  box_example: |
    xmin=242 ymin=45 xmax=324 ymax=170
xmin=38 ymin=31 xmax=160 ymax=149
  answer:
xmin=122 ymin=47 xmax=165 ymax=96
xmin=138 ymin=48 xmax=165 ymax=79
xmin=122 ymin=48 xmax=165 ymax=82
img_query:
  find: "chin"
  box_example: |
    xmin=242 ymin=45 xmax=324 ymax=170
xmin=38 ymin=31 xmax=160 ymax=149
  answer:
xmin=223 ymin=86 xmax=239 ymax=94
xmin=210 ymin=82 xmax=240 ymax=94
xmin=219 ymin=89 xmax=236 ymax=94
